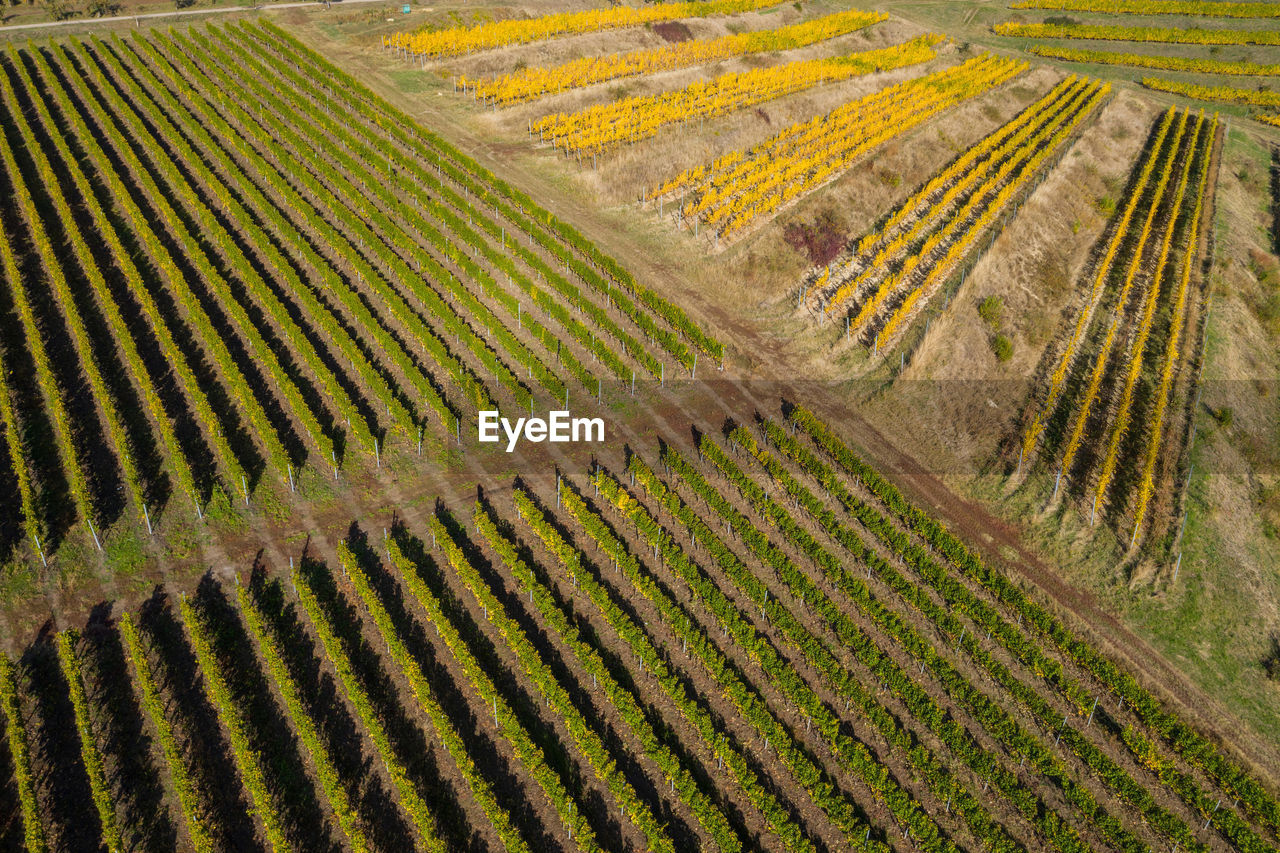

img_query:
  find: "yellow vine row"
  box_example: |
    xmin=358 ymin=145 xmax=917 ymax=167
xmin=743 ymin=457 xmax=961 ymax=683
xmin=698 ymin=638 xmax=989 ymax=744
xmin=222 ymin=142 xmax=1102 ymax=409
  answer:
xmin=1021 ymin=107 xmax=1178 ymax=462
xmin=386 ymin=0 xmax=782 ymax=59
xmin=1030 ymin=45 xmax=1280 ymax=76
xmin=1011 ymin=0 xmax=1280 ymax=17
xmin=1141 ymin=77 xmax=1280 ymax=109
xmin=1058 ymin=109 xmax=1190 ymax=480
xmin=649 ymin=55 xmax=1026 ymax=239
xmin=649 ymin=55 xmax=1005 ymax=201
xmin=994 ymin=21 xmax=1280 ymax=45
xmin=1132 ymin=118 xmax=1215 ymax=534
xmin=818 ymin=75 xmax=1082 ymax=314
xmin=874 ymin=82 xmax=1108 ymax=351
xmin=474 ymin=9 xmax=885 ymax=105
xmin=535 ymin=35 xmax=942 ymax=155
xmin=862 ymin=79 xmax=1101 ymax=340
xmin=1093 ymin=112 xmax=1207 ymax=518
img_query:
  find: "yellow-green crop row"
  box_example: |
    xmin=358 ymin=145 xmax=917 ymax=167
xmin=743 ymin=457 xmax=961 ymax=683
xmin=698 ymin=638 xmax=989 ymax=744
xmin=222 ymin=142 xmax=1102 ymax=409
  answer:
xmin=994 ymin=21 xmax=1280 ymax=45
xmin=1029 ymin=45 xmax=1280 ymax=76
xmin=1132 ymin=116 xmax=1215 ymax=533
xmin=1093 ymin=112 xmax=1208 ymax=519
xmin=535 ymin=35 xmax=941 ymax=155
xmin=387 ymin=0 xmax=782 ymax=59
xmin=1021 ymin=107 xmax=1177 ymax=462
xmin=1142 ymin=77 xmax=1280 ymax=109
xmin=1059 ymin=109 xmax=1190 ymax=478
xmin=1011 ymin=0 xmax=1280 ymax=17
xmin=473 ymin=9 xmax=886 ymax=105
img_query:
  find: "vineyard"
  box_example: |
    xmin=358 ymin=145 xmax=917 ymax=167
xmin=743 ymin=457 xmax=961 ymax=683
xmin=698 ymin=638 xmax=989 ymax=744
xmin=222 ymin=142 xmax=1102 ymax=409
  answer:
xmin=805 ymin=75 xmax=1109 ymax=354
xmin=1141 ymin=78 xmax=1280 ymax=110
xmin=645 ymin=55 xmax=1029 ymax=242
xmin=383 ymin=0 xmax=782 ymax=60
xmin=531 ymin=35 xmax=944 ymax=157
xmin=0 ymin=1 xmax=1277 ymax=851
xmin=470 ymin=8 xmax=888 ymax=106
xmin=2 ymin=402 xmax=1279 ymax=851
xmin=1015 ymin=106 xmax=1220 ymax=547
xmin=1029 ymin=46 xmax=1280 ymax=77
xmin=993 ymin=22 xmax=1280 ymax=46
xmin=1009 ymin=0 xmax=1280 ymax=17
xmin=0 ymin=23 xmax=717 ymax=562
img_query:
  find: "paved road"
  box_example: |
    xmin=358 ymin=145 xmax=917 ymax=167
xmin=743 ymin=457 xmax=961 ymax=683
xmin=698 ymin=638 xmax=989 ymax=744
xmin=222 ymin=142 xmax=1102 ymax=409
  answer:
xmin=0 ymin=0 xmax=393 ymax=32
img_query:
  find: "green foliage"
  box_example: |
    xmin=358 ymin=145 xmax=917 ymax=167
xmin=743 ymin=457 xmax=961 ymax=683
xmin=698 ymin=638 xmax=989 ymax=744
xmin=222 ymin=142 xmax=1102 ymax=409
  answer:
xmin=978 ymin=295 xmax=1004 ymax=327
xmin=119 ymin=615 xmax=216 ymax=852
xmin=993 ymin=334 xmax=1014 ymax=361
xmin=56 ymin=632 xmax=122 ymax=853
xmin=788 ymin=404 xmax=1280 ymax=844
xmin=0 ymin=655 xmax=46 ymax=852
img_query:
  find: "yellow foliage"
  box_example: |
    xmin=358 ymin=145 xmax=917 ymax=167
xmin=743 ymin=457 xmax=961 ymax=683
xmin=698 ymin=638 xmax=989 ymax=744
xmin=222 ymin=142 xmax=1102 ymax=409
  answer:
xmin=534 ymin=35 xmax=942 ymax=155
xmin=477 ymin=9 xmax=886 ymax=105
xmin=994 ymin=21 xmax=1280 ymax=45
xmin=648 ymin=54 xmax=1027 ymax=240
xmin=386 ymin=0 xmax=783 ymax=58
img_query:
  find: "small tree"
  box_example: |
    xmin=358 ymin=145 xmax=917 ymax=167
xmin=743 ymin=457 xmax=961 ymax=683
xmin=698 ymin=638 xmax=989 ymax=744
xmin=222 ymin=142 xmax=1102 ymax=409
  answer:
xmin=44 ymin=0 xmax=78 ymax=19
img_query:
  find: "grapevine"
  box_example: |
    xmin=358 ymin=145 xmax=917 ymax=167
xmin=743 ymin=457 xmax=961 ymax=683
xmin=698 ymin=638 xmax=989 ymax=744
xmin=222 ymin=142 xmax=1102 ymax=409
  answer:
xmin=0 ymin=654 xmax=46 ymax=853
xmin=476 ymin=9 xmax=886 ymax=105
xmin=1030 ymin=45 xmax=1280 ymax=76
xmin=387 ymin=0 xmax=783 ymax=60
xmin=118 ymin=615 xmax=216 ymax=852
xmin=1010 ymin=0 xmax=1280 ymax=16
xmin=535 ymin=36 xmax=942 ymax=155
xmin=994 ymin=22 xmax=1280 ymax=45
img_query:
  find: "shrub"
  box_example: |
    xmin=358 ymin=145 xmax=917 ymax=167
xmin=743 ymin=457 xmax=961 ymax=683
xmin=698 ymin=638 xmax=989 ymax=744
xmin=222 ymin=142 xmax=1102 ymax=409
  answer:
xmin=978 ymin=295 xmax=1004 ymax=327
xmin=993 ymin=334 xmax=1014 ymax=362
